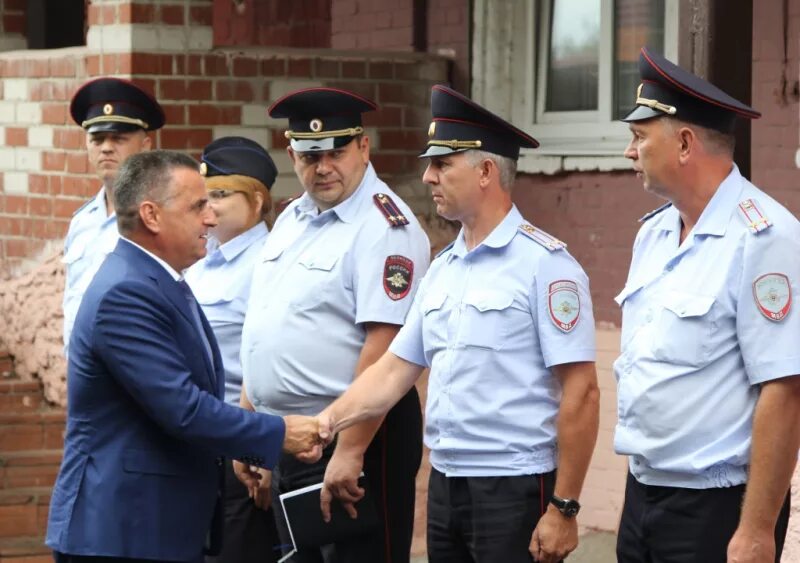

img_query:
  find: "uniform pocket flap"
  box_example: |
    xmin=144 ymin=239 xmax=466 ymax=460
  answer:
xmin=463 ymin=290 xmax=514 ymax=313
xmin=298 ymin=254 xmax=339 ymax=271
xmin=422 ymin=291 xmax=447 ymax=313
xmin=662 ymin=291 xmax=715 ymax=318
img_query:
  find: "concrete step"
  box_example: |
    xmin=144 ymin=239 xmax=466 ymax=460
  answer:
xmin=0 ymin=536 xmax=50 ymax=562
xmin=0 ymin=451 xmax=62 ymax=490
xmin=0 ymin=488 xmax=51 ymax=540
xmin=0 ymin=411 xmax=65 ymax=454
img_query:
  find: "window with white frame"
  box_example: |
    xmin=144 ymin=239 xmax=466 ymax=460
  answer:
xmin=471 ymin=0 xmax=678 ymax=173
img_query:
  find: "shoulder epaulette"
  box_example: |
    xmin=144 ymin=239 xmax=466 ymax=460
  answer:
xmin=737 ymin=198 xmax=772 ymax=234
xmin=72 ymin=197 xmax=94 ymax=217
xmin=373 ymin=193 xmax=409 ymax=227
xmin=638 ymin=203 xmax=672 ymax=223
xmin=435 ymin=240 xmax=455 ymax=259
xmin=517 ymin=224 xmax=565 ymax=252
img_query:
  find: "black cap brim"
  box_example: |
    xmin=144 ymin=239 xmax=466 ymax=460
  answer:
xmin=86 ymin=121 xmax=145 ymax=134
xmin=621 ymin=105 xmax=663 ymax=123
xmin=418 ymin=145 xmax=469 ymax=159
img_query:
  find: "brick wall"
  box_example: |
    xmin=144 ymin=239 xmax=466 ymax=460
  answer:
xmin=331 ymin=0 xmax=415 ymax=51
xmin=213 ymin=0 xmax=331 ymax=48
xmin=0 ymin=0 xmax=448 ymax=275
xmin=0 ymin=0 xmax=25 ymax=50
xmin=427 ymin=0 xmax=469 ymax=91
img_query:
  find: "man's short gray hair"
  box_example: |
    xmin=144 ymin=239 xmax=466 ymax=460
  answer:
xmin=114 ymin=150 xmax=199 ymax=235
xmin=665 ymin=117 xmax=736 ymax=157
xmin=464 ymin=149 xmax=518 ymax=191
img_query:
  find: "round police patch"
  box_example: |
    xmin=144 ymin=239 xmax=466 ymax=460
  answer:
xmin=384 ymin=255 xmax=413 ymax=301
xmin=548 ymin=280 xmax=580 ymax=332
xmin=753 ymin=273 xmax=791 ymax=322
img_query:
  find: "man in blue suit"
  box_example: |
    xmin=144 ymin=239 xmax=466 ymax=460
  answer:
xmin=47 ymin=150 xmax=323 ymax=563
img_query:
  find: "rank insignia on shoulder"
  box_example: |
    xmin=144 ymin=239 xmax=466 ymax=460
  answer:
xmin=518 ymin=224 xmax=565 ymax=251
xmin=638 ymin=203 xmax=672 ymax=222
xmin=737 ymin=198 xmax=772 ymax=234
xmin=373 ymin=193 xmax=409 ymax=227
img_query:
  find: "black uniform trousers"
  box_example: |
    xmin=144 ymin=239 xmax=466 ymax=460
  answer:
xmin=204 ymin=460 xmax=280 ymax=563
xmin=273 ymin=388 xmax=423 ymax=563
xmin=616 ymin=472 xmax=791 ymax=563
xmin=426 ymin=467 xmax=558 ymax=563
xmin=54 ymin=554 xmax=200 ymax=563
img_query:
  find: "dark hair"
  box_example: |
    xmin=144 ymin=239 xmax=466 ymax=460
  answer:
xmin=114 ymin=150 xmax=199 ymax=234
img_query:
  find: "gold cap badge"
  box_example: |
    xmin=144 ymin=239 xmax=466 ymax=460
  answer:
xmin=428 ymin=121 xmax=436 ymax=138
xmin=199 ymin=162 xmax=207 ymax=176
xmin=103 ymin=103 xmax=113 ymax=115
xmin=309 ymin=118 xmax=323 ymax=133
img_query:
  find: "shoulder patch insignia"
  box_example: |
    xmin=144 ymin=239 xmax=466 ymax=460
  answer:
xmin=518 ymin=224 xmax=565 ymax=252
xmin=737 ymin=198 xmax=772 ymax=234
xmin=548 ymin=280 xmax=580 ymax=332
xmin=753 ymin=273 xmax=791 ymax=322
xmin=638 ymin=203 xmax=672 ymax=223
xmin=435 ymin=240 xmax=455 ymax=259
xmin=384 ymin=255 xmax=413 ymax=300
xmin=72 ymin=198 xmax=94 ymax=217
xmin=373 ymin=193 xmax=409 ymax=228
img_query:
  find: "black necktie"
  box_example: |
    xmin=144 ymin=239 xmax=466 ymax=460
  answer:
xmin=178 ymin=279 xmax=214 ymax=365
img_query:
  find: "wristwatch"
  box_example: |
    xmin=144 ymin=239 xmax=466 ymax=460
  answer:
xmin=549 ymin=494 xmax=581 ymax=517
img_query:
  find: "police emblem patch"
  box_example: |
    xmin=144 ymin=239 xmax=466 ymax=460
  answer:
xmin=548 ymin=280 xmax=580 ymax=332
xmin=384 ymin=255 xmax=413 ymax=300
xmin=752 ymin=273 xmax=792 ymax=322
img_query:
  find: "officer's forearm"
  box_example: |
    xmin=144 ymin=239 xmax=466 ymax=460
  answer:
xmin=551 ymin=362 xmax=600 ymax=500
xmin=738 ymin=376 xmax=800 ymax=532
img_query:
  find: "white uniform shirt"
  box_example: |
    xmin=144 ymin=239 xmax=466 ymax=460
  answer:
xmin=186 ymin=223 xmax=268 ymax=405
xmin=62 ymin=188 xmax=119 ymax=353
xmin=390 ymin=205 xmax=596 ymax=477
xmin=614 ymin=165 xmax=800 ymax=488
xmin=241 ymin=163 xmax=431 ymax=416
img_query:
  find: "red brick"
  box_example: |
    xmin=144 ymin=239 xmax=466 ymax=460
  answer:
xmin=271 ymin=129 xmax=289 ymax=149
xmin=49 ymin=57 xmax=76 ymax=77
xmin=260 ymin=57 xmax=286 ymax=76
xmin=5 ymin=0 xmax=26 ymax=9
xmin=54 ymin=198 xmax=84 ymax=218
xmin=4 ymin=195 xmax=28 ymax=214
xmin=215 ymin=81 xmax=255 ymax=102
xmin=119 ymin=3 xmax=156 ymax=24
xmin=5 ymin=127 xmax=28 ymax=147
xmin=368 ymin=61 xmax=394 ymax=79
xmin=66 ymin=153 xmax=89 ymax=174
xmin=24 ymin=60 xmax=49 ymax=78
xmin=43 ymin=151 xmax=67 ymax=172
xmin=190 ymin=5 xmax=213 ymax=26
xmin=233 ymin=57 xmax=258 ymax=76
xmin=29 ymin=174 xmax=47 ymax=194
xmin=0 ymin=503 xmax=38 ymax=537
xmin=187 ymin=55 xmax=203 ymax=75
xmin=378 ymin=129 xmax=427 ymax=150
xmin=160 ymin=128 xmax=213 ymax=150
xmin=48 ymin=175 xmax=63 ymax=196
xmin=62 ymin=177 xmax=94 ymax=198
xmin=187 ymin=105 xmax=241 ymax=125
xmin=28 ymin=197 xmax=52 ymax=217
xmin=87 ymin=4 xmax=102 ymax=26
xmin=3 ymin=13 xmax=25 ymax=34
xmin=326 ymin=81 xmax=375 ymax=101
xmin=131 ymin=53 xmax=172 ymax=75
xmin=85 ymin=55 xmax=101 ymax=77
xmin=362 ymin=105 xmax=403 ymax=127
xmin=5 ymin=239 xmax=30 ymax=258
xmin=160 ymin=4 xmax=186 ymax=25
xmin=42 ymin=103 xmax=68 ymax=125
xmin=129 ymin=79 xmax=157 ymax=97
xmin=341 ymin=61 xmax=366 ymax=79
xmin=117 ymin=53 xmax=134 ymax=75
xmin=185 ymin=80 xmax=213 ymax=100
xmin=315 ymin=58 xmax=340 ymax=78
xmin=101 ymin=4 xmax=116 ymax=25
xmin=159 ymin=79 xmax=187 ymax=100
xmin=161 ymin=104 xmax=186 ymax=125
xmin=54 ymin=129 xmax=84 ymax=151
xmin=205 ymin=54 xmax=231 ymax=76
xmin=287 ymin=58 xmax=312 ymax=77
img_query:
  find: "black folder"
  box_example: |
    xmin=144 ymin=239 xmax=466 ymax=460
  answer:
xmin=278 ymin=474 xmax=379 ymax=553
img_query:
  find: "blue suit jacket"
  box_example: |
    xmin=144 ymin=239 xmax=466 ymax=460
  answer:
xmin=47 ymin=239 xmax=286 ymax=561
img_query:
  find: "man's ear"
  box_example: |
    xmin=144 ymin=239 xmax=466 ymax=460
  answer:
xmin=142 ymin=133 xmax=152 ymax=151
xmin=677 ymin=126 xmax=696 ymax=165
xmin=286 ymin=146 xmax=296 ymax=164
xmin=139 ymin=201 xmax=161 ymax=234
xmin=477 ymin=157 xmax=494 ymax=188
xmin=358 ymin=135 xmax=371 ymax=164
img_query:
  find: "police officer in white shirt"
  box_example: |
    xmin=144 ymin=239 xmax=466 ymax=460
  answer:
xmin=186 ymin=137 xmax=281 ymax=563
xmin=62 ymin=78 xmax=164 ymax=355
xmin=615 ymin=47 xmax=800 ymax=563
xmin=317 ymin=85 xmax=601 ymax=563
xmin=238 ymin=88 xmax=431 ymax=563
